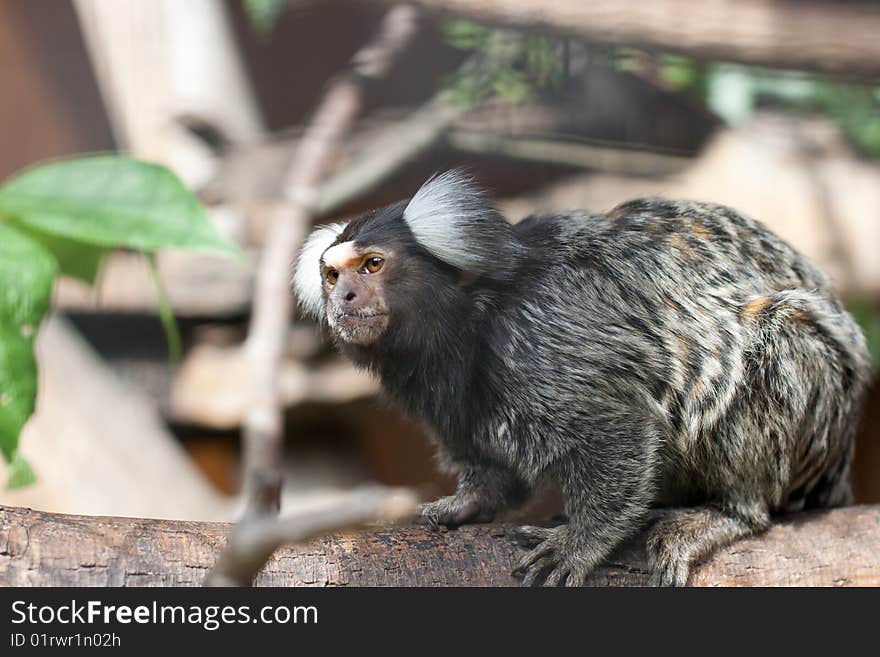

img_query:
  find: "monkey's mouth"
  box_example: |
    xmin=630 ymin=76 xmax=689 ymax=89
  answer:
xmin=338 ymin=310 xmax=386 ymax=319
xmin=329 ymin=311 xmax=389 ymax=344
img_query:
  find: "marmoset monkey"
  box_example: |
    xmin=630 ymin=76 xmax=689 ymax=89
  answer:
xmin=294 ymin=171 xmax=870 ymax=586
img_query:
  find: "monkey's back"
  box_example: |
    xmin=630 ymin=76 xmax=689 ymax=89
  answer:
xmin=499 ymin=198 xmax=870 ymax=512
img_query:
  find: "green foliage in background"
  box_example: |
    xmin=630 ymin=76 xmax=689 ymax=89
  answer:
xmin=812 ymin=82 xmax=880 ymax=158
xmin=442 ymin=20 xmax=565 ymax=107
xmin=243 ymin=0 xmax=288 ymax=34
xmin=848 ymin=299 xmax=880 ymax=371
xmin=0 ymin=155 xmax=238 ymax=489
xmin=443 ymin=24 xmax=880 ymax=364
xmin=616 ymin=52 xmax=880 ymax=159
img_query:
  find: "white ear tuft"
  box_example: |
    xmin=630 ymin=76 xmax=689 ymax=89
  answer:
xmin=403 ymin=170 xmax=521 ymax=278
xmin=293 ymin=222 xmax=346 ymax=320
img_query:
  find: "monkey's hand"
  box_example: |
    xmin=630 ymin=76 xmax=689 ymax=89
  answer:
xmin=512 ymin=525 xmax=597 ymax=587
xmin=420 ymin=463 xmax=530 ymax=529
xmin=419 ymin=493 xmax=497 ymax=528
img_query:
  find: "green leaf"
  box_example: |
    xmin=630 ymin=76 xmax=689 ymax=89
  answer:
xmin=0 ymin=155 xmax=239 ymax=257
xmin=0 ymin=224 xmax=57 ymax=468
xmin=0 ymin=328 xmax=39 ymax=462
xmin=442 ymin=71 xmax=489 ymax=107
xmin=0 ymin=224 xmax=57 ymax=336
xmin=6 ymin=222 xmax=105 ymax=284
xmin=660 ymin=55 xmax=701 ymax=92
xmin=243 ymin=0 xmax=288 ymax=34
xmin=443 ymin=19 xmax=492 ymax=51
xmin=493 ymin=69 xmax=531 ymax=104
xmin=6 ymin=451 xmax=36 ymax=490
xmin=524 ymin=36 xmax=562 ymax=90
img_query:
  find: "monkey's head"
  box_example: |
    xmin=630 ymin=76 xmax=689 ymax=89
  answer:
xmin=293 ymin=170 xmax=523 ymax=348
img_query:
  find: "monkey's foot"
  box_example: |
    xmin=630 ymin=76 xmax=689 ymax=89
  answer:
xmin=646 ymin=543 xmax=691 ymax=587
xmin=646 ymin=507 xmax=766 ymax=586
xmin=512 ymin=525 xmax=592 ymax=587
xmin=419 ymin=494 xmax=496 ymax=528
xmin=646 ymin=511 xmax=701 ymax=586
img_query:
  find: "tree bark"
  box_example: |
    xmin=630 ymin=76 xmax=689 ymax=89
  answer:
xmin=385 ymin=0 xmax=880 ymax=78
xmin=2 ymin=504 xmax=878 ymax=586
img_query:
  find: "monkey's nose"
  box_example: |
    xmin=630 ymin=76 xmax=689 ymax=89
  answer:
xmin=345 ymin=290 xmax=357 ymax=302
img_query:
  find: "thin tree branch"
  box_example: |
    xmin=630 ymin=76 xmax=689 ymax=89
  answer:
xmin=315 ymin=99 xmax=465 ymax=216
xmin=240 ymin=4 xmax=420 ymax=517
xmin=447 ymin=131 xmax=692 ymax=177
xmin=205 ymin=487 xmax=418 ymax=587
xmin=313 ymin=30 xmax=536 ymax=215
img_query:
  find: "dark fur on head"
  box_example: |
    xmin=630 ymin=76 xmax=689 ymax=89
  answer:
xmin=294 ymin=170 xmax=871 ymax=586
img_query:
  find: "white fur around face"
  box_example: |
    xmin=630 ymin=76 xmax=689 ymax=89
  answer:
xmin=293 ymin=222 xmax=346 ymax=320
xmin=402 ymin=169 xmax=493 ymax=272
xmin=321 ymin=240 xmax=359 ymax=269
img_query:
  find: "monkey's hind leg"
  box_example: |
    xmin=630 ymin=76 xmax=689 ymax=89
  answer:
xmin=646 ymin=505 xmax=769 ymax=586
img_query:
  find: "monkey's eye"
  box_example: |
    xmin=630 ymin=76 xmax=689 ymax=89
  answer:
xmin=325 ymin=268 xmax=339 ymax=285
xmin=364 ymin=256 xmax=385 ymax=274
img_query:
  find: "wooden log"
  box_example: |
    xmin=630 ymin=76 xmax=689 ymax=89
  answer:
xmin=2 ymin=504 xmax=878 ymax=586
xmin=386 ymin=0 xmax=880 ymax=78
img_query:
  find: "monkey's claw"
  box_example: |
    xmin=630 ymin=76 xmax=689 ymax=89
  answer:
xmin=646 ymin=540 xmax=692 ymax=587
xmin=419 ymin=495 xmax=495 ymax=529
xmin=512 ymin=525 xmax=590 ymax=587
xmin=512 ymin=524 xmax=555 ymax=545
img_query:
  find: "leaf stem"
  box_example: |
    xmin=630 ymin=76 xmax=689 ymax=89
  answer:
xmin=147 ymin=253 xmax=182 ymax=362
